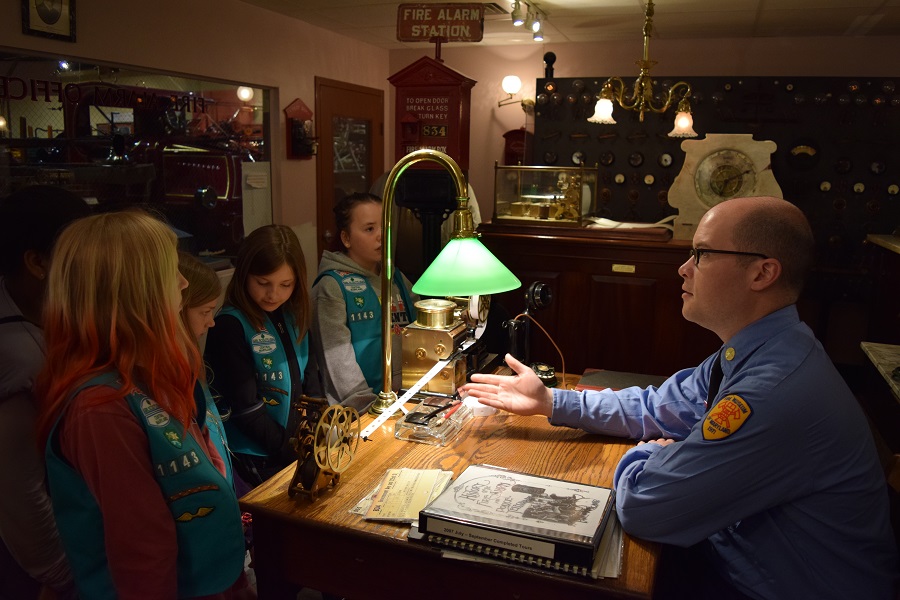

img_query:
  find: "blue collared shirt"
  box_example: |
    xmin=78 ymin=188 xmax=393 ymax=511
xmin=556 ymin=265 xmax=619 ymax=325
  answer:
xmin=551 ymin=305 xmax=898 ymax=599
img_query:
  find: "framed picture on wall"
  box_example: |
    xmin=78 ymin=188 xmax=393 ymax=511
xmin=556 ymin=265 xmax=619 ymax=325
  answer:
xmin=22 ymin=0 xmax=76 ymax=43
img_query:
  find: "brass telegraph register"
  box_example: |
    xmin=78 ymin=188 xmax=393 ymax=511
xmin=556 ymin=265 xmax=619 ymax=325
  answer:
xmin=401 ymin=297 xmax=490 ymax=396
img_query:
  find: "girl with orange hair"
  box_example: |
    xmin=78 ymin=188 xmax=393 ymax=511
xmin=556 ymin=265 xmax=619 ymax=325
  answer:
xmin=36 ymin=210 xmax=253 ymax=599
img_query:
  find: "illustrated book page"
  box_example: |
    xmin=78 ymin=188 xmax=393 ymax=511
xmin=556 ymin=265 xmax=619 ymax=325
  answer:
xmin=419 ymin=464 xmax=614 ymax=564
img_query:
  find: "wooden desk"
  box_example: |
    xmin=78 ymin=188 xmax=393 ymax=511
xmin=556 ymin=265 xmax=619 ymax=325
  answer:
xmin=240 ymin=410 xmax=659 ymax=600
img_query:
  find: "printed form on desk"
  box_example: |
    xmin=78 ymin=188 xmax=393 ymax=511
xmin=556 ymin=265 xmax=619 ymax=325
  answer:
xmin=356 ymin=468 xmax=453 ymax=522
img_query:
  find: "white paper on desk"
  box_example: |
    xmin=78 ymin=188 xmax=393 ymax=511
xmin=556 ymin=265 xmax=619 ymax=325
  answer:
xmin=363 ymin=468 xmax=452 ymax=522
xmin=584 ymin=215 xmax=675 ymax=231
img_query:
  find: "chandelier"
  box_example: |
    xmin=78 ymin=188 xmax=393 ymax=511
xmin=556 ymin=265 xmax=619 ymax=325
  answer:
xmin=588 ymin=0 xmax=697 ymax=138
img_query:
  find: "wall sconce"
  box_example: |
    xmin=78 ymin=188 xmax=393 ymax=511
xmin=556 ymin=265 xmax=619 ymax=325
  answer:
xmin=369 ymin=149 xmax=521 ymax=414
xmin=498 ymin=75 xmax=523 ymax=107
xmin=586 ymin=0 xmax=698 ymax=138
xmin=0 ymin=115 xmax=7 ymax=131
xmin=236 ymin=86 xmax=255 ymax=102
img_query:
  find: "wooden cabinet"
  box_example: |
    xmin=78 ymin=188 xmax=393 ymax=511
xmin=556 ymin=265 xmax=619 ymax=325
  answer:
xmin=866 ymin=236 xmax=900 ymax=346
xmin=478 ymin=223 xmax=721 ymax=377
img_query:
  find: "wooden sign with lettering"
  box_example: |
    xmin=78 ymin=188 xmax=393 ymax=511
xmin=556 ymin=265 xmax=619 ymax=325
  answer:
xmin=397 ymin=3 xmax=484 ymax=42
xmin=389 ymin=56 xmax=476 ymax=169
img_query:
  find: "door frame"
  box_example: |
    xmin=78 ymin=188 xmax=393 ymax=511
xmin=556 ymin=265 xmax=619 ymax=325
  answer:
xmin=314 ymin=77 xmax=384 ymax=260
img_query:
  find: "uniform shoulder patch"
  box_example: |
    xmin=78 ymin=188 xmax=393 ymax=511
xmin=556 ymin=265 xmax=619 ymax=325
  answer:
xmin=702 ymin=394 xmax=752 ymax=441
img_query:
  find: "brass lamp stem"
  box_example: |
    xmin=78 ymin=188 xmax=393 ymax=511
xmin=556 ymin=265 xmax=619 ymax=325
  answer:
xmin=369 ymin=149 xmax=469 ymax=415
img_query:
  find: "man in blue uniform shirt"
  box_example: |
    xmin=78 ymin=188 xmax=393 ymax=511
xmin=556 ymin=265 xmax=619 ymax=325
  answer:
xmin=463 ymin=196 xmax=898 ymax=599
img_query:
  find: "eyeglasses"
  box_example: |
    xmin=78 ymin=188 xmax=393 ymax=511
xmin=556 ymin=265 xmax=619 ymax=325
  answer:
xmin=689 ymin=248 xmax=768 ymax=267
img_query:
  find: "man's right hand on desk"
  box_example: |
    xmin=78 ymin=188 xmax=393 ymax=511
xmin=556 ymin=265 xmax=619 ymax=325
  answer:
xmin=462 ymin=354 xmax=554 ymax=418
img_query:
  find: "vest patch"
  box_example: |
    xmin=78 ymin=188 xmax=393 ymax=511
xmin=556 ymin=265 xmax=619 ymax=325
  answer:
xmin=341 ymin=274 xmax=368 ymax=293
xmin=354 ymin=295 xmax=365 ymax=308
xmin=175 ymin=506 xmax=215 ymax=522
xmin=703 ymin=394 xmax=752 ymax=441
xmin=164 ymin=428 xmax=183 ymax=448
xmin=141 ymin=398 xmax=170 ymax=427
xmin=262 ymin=357 xmax=273 ymax=370
xmin=250 ymin=331 xmax=277 ymax=355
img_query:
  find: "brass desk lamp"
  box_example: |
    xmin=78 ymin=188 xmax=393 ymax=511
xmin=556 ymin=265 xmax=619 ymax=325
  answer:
xmin=370 ymin=149 xmax=521 ymax=415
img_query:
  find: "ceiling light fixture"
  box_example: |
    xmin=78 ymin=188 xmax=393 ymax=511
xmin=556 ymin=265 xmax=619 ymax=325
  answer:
xmin=510 ymin=1 xmax=524 ymax=26
xmin=587 ymin=0 xmax=697 ymax=138
xmin=523 ymin=5 xmax=534 ymax=31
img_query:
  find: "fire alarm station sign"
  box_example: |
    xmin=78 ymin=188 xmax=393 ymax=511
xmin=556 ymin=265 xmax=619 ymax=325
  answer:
xmin=397 ymin=3 xmax=484 ymax=42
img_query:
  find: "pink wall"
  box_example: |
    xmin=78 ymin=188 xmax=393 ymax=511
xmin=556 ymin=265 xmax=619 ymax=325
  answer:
xmin=4 ymin=0 xmax=900 ymax=269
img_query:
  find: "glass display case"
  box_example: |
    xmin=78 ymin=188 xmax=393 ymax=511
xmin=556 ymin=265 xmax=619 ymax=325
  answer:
xmin=493 ymin=163 xmax=598 ymax=226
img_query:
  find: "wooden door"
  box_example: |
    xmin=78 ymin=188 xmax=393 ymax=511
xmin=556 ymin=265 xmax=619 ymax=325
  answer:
xmin=315 ymin=77 xmax=384 ymax=259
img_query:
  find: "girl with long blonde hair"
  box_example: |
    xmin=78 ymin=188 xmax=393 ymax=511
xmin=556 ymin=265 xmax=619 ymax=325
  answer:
xmin=37 ymin=210 xmax=253 ymax=599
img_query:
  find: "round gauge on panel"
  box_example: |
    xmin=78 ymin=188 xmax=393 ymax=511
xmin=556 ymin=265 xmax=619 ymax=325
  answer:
xmin=599 ymin=151 xmax=615 ymax=167
xmin=643 ymin=174 xmax=655 ymax=186
xmin=544 ymin=81 xmax=557 ymax=93
xmin=787 ymin=141 xmax=819 ymax=171
xmin=853 ymin=182 xmax=865 ymax=194
xmin=835 ymin=157 xmax=852 ymax=174
xmin=571 ymin=151 xmax=585 ymax=166
xmin=614 ymin=173 xmax=626 ymax=184
xmin=870 ymin=161 xmax=886 ymax=175
xmin=820 ymin=181 xmax=832 ymax=192
xmin=628 ymin=152 xmax=644 ymax=168
xmin=543 ymin=151 xmax=558 ymax=165
xmin=658 ymin=153 xmax=673 ymax=168
xmin=693 ymin=149 xmax=758 ymax=208
xmin=888 ymin=184 xmax=899 ymax=195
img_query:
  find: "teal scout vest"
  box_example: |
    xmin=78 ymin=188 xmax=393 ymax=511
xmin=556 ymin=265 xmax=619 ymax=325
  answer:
xmin=45 ymin=373 xmax=245 ymax=599
xmin=314 ymin=270 xmax=415 ymax=394
xmin=194 ymin=379 xmax=234 ymax=487
xmin=216 ymin=306 xmax=309 ymax=457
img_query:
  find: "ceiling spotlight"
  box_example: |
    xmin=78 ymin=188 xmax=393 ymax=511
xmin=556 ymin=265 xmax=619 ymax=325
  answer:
xmin=533 ymin=24 xmax=544 ymax=41
xmin=511 ymin=1 xmax=524 ymax=26
xmin=532 ymin=11 xmax=542 ymax=32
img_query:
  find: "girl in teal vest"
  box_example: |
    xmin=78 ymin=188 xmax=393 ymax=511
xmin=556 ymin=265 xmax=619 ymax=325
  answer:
xmin=35 ymin=210 xmax=252 ymax=599
xmin=312 ymin=193 xmax=417 ymax=412
xmin=205 ymin=225 xmax=319 ymax=487
xmin=178 ymin=251 xmax=234 ymax=489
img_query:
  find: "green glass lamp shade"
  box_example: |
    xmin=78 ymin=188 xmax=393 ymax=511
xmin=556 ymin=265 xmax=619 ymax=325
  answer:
xmin=412 ymin=237 xmax=521 ymax=297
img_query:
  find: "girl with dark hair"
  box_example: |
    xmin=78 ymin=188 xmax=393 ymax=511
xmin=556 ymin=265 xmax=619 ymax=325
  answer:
xmin=311 ymin=193 xmax=417 ymax=412
xmin=205 ymin=225 xmax=320 ymax=486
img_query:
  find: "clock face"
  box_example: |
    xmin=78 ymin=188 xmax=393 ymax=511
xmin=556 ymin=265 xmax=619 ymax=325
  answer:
xmin=694 ymin=149 xmax=758 ymax=208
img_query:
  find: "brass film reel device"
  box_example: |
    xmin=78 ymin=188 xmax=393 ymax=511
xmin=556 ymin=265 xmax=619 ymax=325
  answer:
xmin=288 ymin=397 xmax=359 ymax=500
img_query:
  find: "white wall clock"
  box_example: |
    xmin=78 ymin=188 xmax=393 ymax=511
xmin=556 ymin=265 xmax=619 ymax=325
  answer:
xmin=668 ymin=134 xmax=783 ymax=240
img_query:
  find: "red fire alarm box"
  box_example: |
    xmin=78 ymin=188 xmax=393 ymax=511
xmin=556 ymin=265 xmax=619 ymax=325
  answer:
xmin=284 ymin=98 xmax=316 ymax=160
xmin=388 ymin=56 xmax=475 ymax=170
